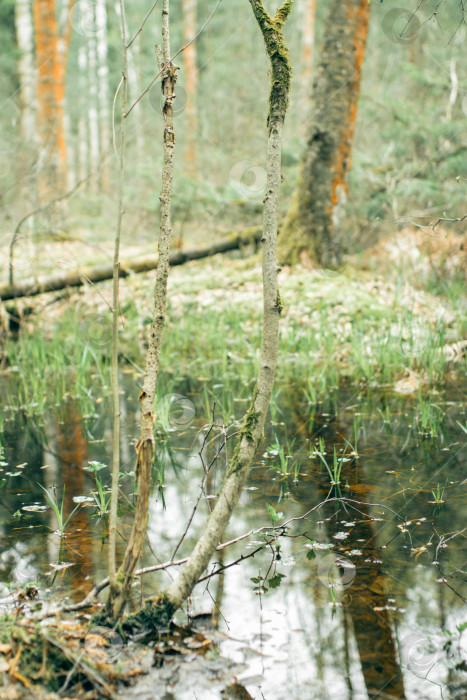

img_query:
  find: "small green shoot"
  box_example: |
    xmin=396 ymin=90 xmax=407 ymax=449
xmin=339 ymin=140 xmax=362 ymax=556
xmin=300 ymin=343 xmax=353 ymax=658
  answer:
xmin=429 ymin=479 xmax=448 ymax=505
xmin=316 ymin=441 xmax=349 ymax=486
xmin=265 ymin=434 xmax=294 ymax=477
xmin=251 ymin=573 xmax=268 ymax=595
xmin=39 ymin=484 xmax=80 ymax=536
xmin=91 ymin=475 xmax=111 ymax=518
xmin=266 ymin=503 xmax=283 ymax=523
xmin=84 ymin=461 xmax=111 ymax=517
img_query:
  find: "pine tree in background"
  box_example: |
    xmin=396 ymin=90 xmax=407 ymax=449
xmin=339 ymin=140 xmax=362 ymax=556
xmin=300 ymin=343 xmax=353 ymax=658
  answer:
xmin=33 ymin=0 xmax=67 ymax=200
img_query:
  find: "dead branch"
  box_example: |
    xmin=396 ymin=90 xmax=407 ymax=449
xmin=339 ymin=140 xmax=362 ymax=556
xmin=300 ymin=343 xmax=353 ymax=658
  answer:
xmin=0 ymin=228 xmax=260 ymax=302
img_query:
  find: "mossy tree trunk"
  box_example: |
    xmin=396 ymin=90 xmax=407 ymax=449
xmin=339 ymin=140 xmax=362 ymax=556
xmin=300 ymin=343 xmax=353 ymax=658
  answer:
xmin=124 ymin=0 xmax=294 ymax=627
xmin=279 ymin=0 xmax=370 ymax=268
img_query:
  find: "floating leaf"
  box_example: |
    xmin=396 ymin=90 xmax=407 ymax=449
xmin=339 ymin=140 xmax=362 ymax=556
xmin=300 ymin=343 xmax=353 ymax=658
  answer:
xmin=72 ymin=496 xmax=95 ymax=504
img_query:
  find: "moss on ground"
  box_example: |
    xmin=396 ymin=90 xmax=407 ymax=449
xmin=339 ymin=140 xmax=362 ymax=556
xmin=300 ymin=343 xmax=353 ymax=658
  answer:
xmin=0 ymin=614 xmax=78 ymax=693
xmin=121 ymin=594 xmax=175 ymax=636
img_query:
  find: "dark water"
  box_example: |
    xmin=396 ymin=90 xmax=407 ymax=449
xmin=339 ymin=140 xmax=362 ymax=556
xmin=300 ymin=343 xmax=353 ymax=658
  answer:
xmin=0 ymin=375 xmax=466 ymax=700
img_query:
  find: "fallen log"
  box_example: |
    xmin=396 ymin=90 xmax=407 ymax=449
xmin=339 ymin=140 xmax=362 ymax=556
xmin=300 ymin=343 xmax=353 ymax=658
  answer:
xmin=0 ymin=228 xmax=260 ymax=302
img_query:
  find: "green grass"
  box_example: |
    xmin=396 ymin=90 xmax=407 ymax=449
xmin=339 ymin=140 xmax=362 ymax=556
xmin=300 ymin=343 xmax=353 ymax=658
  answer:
xmin=0 ymin=259 xmax=465 ymax=439
xmin=417 ymin=398 xmax=444 ymax=438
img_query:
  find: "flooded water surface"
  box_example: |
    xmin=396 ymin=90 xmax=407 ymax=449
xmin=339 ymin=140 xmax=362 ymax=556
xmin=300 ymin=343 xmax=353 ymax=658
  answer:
xmin=0 ymin=374 xmax=466 ymax=699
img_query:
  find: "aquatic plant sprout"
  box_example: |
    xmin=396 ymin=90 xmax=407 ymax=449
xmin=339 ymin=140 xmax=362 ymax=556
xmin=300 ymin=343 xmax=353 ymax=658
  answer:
xmin=39 ymin=484 xmax=81 ymax=536
xmin=314 ymin=438 xmax=351 ymax=486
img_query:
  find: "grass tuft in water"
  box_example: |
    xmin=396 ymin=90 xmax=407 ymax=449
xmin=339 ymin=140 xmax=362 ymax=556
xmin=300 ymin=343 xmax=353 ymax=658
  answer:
xmin=39 ymin=484 xmax=80 ymax=536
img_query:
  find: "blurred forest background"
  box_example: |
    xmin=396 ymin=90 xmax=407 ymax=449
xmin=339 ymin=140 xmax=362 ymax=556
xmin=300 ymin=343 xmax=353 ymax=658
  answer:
xmin=1 ymin=0 xmax=466 ymax=272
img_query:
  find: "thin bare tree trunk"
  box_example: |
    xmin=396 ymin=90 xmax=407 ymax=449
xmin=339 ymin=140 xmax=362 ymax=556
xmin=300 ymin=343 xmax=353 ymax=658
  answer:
xmin=116 ymin=0 xmax=144 ymax=158
xmin=129 ymin=41 xmax=145 ymax=158
xmin=105 ymin=0 xmax=178 ymax=622
xmin=108 ymin=0 xmax=128 ymax=596
xmin=123 ymin=0 xmax=294 ymax=625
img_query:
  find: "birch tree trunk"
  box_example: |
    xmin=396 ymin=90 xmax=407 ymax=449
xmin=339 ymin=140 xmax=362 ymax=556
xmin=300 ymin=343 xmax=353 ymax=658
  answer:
xmin=87 ymin=30 xmax=101 ymax=189
xmin=15 ymin=0 xmax=36 ymax=141
xmin=121 ymin=0 xmax=294 ymax=629
xmin=78 ymin=47 xmax=89 ymax=184
xmin=96 ymin=0 xmax=111 ymax=188
xmin=182 ymin=0 xmax=198 ymax=174
xmin=279 ymin=0 xmax=370 ymax=267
